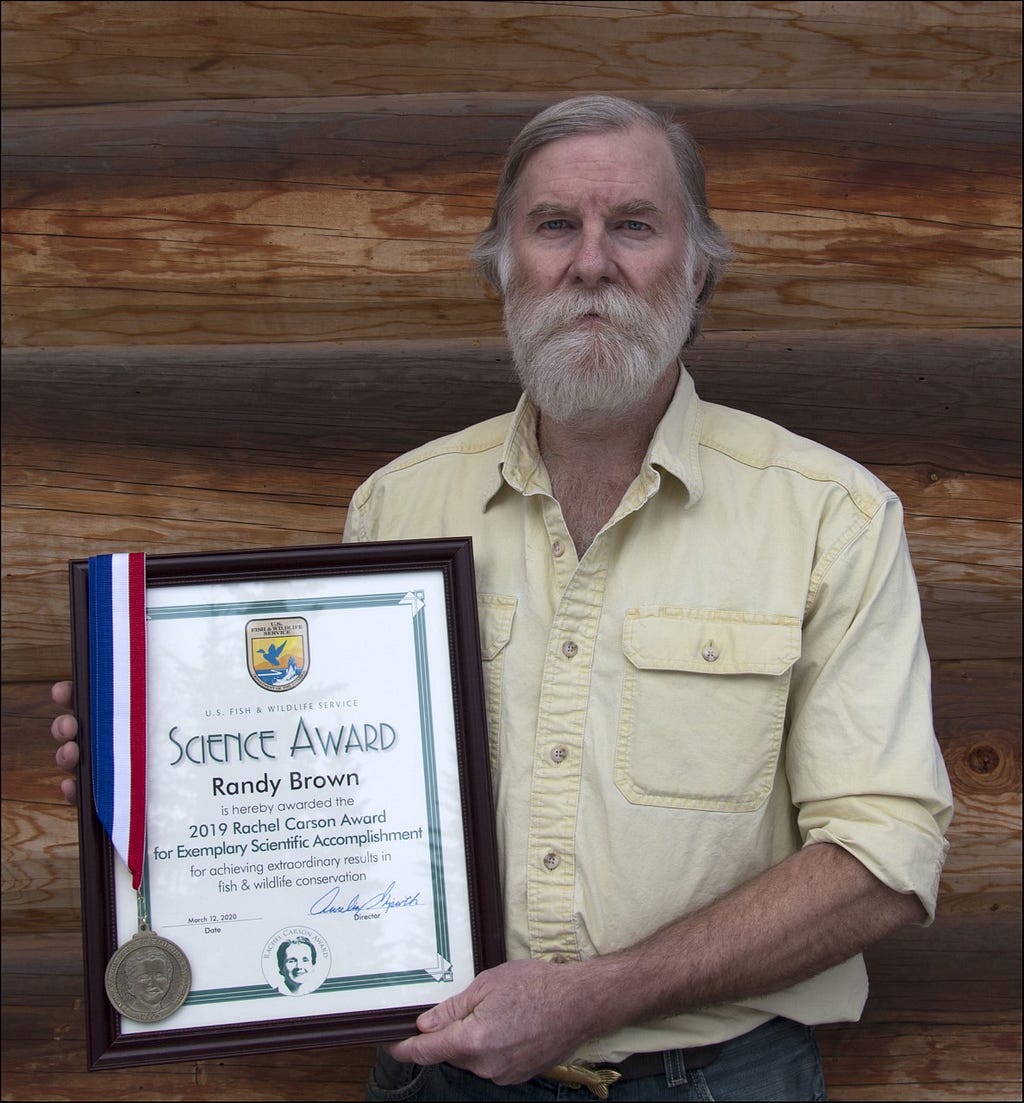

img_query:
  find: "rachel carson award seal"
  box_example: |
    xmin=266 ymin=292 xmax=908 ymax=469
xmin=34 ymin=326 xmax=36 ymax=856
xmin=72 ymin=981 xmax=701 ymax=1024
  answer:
xmin=104 ymin=929 xmax=192 ymax=1023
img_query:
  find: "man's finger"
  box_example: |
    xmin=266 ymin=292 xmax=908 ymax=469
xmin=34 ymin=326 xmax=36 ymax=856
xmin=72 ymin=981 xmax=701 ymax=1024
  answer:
xmin=51 ymin=680 xmax=73 ymax=709
xmin=51 ymin=712 xmax=78 ymax=745
xmin=387 ymin=1031 xmax=447 ymax=1065
xmin=55 ymin=740 xmax=79 ymax=770
xmin=416 ymin=996 xmax=462 ymax=1033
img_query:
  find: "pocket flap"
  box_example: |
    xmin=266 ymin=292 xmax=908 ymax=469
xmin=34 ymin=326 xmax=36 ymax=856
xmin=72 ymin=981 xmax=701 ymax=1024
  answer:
xmin=623 ymin=608 xmax=800 ymax=675
xmin=478 ymin=594 xmax=517 ymax=660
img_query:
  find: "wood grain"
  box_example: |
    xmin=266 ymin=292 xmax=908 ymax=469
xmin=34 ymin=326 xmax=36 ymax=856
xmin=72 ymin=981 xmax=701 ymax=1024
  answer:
xmin=1 ymin=4 xmax=1019 ymax=1099
xmin=819 ymin=1023 xmax=1023 ymax=1101
xmin=4 ymin=659 xmax=1018 ymax=928
xmin=1 ymin=920 xmax=1017 ymax=1101
xmin=2 ymin=331 xmax=1019 ymax=468
xmin=3 ymin=93 xmax=1019 ymax=346
xmin=3 ymin=1 xmax=1021 ymax=109
xmin=5 ymin=785 xmax=1015 ymax=931
xmin=3 ymin=333 xmax=1020 ymax=679
xmin=1 ymin=802 xmax=80 ymax=930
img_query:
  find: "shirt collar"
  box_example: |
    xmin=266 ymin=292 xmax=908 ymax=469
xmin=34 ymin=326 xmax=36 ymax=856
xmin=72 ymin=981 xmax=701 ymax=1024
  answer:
xmin=497 ymin=394 xmax=546 ymax=495
xmin=484 ymin=364 xmax=705 ymax=510
xmin=646 ymin=364 xmax=705 ymax=508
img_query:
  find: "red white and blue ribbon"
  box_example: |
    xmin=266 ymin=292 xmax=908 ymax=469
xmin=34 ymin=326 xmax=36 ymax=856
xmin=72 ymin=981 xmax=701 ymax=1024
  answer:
xmin=89 ymin=553 xmax=148 ymax=890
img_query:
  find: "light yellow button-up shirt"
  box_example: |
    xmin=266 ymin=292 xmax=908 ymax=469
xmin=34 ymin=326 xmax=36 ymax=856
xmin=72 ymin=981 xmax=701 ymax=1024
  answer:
xmin=344 ymin=368 xmax=953 ymax=1060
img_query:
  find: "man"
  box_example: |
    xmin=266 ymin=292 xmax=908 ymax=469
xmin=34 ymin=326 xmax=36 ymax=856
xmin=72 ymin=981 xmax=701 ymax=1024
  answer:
xmin=275 ymin=936 xmax=318 ymax=995
xmin=55 ymin=96 xmax=952 ymax=1101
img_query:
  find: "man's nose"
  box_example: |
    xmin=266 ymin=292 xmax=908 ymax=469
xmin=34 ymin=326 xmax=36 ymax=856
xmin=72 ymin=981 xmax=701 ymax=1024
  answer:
xmin=569 ymin=226 xmax=618 ymax=287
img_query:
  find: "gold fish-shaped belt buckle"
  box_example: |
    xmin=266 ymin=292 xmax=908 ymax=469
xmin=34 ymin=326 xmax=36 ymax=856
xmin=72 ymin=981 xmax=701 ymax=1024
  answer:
xmin=546 ymin=1062 xmax=622 ymax=1099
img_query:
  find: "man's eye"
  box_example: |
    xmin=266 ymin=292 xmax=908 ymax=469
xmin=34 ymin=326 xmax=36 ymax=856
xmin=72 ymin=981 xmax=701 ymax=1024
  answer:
xmin=622 ymin=220 xmax=651 ymax=232
xmin=540 ymin=219 xmax=570 ymax=231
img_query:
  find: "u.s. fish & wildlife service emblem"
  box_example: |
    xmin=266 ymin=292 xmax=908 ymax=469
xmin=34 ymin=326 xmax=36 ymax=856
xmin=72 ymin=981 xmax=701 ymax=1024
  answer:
xmin=246 ymin=617 xmax=309 ymax=691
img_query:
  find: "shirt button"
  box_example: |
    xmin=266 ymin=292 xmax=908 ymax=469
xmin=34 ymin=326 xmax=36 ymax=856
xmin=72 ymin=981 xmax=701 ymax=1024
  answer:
xmin=562 ymin=640 xmax=579 ymax=659
xmin=552 ymin=539 xmax=565 ymax=558
xmin=702 ymin=641 xmax=720 ymax=663
xmin=550 ymin=745 xmax=568 ymax=764
xmin=543 ymin=851 xmax=560 ymax=870
xmin=551 ymin=954 xmax=570 ymax=964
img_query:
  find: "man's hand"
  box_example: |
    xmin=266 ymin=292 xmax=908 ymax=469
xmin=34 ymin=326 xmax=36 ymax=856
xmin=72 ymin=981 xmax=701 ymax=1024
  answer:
xmin=388 ymin=844 xmax=924 ymax=1089
xmin=51 ymin=680 xmax=80 ymax=803
xmin=387 ymin=958 xmax=606 ymax=1085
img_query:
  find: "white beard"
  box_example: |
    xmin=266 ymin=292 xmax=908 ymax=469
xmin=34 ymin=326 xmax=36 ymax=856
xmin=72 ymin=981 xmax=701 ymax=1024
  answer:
xmin=503 ymin=267 xmax=696 ymax=424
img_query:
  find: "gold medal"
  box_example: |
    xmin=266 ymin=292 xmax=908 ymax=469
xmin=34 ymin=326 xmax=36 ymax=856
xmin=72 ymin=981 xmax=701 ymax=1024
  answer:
xmin=105 ymin=923 xmax=191 ymax=1024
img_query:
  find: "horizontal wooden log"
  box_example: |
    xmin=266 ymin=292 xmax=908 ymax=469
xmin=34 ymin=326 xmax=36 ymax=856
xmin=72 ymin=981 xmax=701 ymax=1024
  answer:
xmin=858 ymin=914 xmax=1022 ymax=1023
xmin=4 ymin=656 xmax=1017 ymax=930
xmin=2 ymin=1029 xmax=1018 ymax=1103
xmin=3 ymin=93 xmax=1020 ymax=345
xmin=3 ymin=332 xmax=1018 ymax=679
xmin=6 ymin=522 xmax=1012 ymax=671
xmin=0 ymin=802 xmax=79 ymax=930
xmin=2 ymin=1 xmax=1020 ymax=110
xmin=4 ymin=92 xmax=1018 ymax=222
xmin=0 ymin=927 xmax=376 ymax=1098
xmin=2 ymin=332 xmax=1019 ymax=470
xmin=1 ymin=918 xmax=1018 ymax=1101
xmin=8 ymin=790 xmax=1009 ymax=932
xmin=13 ymin=791 xmax=1018 ymax=936
xmin=817 ymin=1023 xmax=1023 ymax=1101
xmin=6 ymin=660 xmax=1010 ymax=808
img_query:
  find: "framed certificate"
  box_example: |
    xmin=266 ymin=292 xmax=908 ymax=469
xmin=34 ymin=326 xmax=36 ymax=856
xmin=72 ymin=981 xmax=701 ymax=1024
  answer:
xmin=69 ymin=539 xmax=504 ymax=1070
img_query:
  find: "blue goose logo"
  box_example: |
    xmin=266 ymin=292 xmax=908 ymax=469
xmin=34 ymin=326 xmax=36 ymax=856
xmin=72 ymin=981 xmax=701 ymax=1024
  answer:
xmin=246 ymin=617 xmax=309 ymax=692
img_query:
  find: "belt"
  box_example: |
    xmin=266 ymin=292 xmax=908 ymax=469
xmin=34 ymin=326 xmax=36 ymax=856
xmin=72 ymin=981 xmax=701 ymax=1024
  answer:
xmin=547 ymin=1043 xmax=723 ymax=1098
xmin=605 ymin=1042 xmax=724 ymax=1078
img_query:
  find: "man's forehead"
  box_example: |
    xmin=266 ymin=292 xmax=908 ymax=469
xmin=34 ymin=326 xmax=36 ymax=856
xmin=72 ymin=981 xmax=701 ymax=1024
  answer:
xmin=515 ymin=126 xmax=680 ymax=212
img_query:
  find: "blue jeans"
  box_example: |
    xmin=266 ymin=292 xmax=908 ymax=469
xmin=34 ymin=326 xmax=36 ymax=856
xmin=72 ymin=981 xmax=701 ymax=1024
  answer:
xmin=365 ymin=1016 xmax=828 ymax=1101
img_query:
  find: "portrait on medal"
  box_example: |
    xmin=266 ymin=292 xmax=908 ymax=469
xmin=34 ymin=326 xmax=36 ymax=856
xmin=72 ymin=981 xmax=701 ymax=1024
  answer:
xmin=104 ymin=935 xmax=191 ymax=1024
xmin=121 ymin=946 xmax=172 ymax=1011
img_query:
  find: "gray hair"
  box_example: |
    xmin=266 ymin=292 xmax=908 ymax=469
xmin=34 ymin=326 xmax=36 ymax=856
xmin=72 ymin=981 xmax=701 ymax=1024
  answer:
xmin=472 ymin=95 xmax=732 ymax=344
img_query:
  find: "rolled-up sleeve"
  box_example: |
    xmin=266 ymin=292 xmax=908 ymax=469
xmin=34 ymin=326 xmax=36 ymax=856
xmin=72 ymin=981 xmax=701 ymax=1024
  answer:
xmin=786 ymin=494 xmax=954 ymax=921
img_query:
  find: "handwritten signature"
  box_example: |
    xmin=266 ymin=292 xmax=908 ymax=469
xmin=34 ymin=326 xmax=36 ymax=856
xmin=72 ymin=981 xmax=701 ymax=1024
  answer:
xmin=309 ymin=881 xmax=423 ymax=917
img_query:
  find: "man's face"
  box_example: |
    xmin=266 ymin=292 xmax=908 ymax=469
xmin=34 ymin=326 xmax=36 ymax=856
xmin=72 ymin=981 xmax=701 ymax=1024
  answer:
xmin=503 ymin=125 xmax=702 ymax=423
xmin=281 ymin=942 xmax=313 ymax=988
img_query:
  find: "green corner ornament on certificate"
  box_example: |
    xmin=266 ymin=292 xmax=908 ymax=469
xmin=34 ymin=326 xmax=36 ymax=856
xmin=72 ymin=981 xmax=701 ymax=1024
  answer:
xmin=88 ymin=552 xmax=193 ymax=1024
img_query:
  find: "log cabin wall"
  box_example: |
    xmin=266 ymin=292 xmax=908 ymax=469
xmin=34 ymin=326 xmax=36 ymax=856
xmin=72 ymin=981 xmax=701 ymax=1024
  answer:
xmin=2 ymin=2 xmax=1020 ymax=1099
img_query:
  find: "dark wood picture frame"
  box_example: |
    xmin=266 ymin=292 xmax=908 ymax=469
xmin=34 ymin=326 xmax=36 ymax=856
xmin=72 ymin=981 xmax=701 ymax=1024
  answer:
xmin=70 ymin=539 xmax=504 ymax=1070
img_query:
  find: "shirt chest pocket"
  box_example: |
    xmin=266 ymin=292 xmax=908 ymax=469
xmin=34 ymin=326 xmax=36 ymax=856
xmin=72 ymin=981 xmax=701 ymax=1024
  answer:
xmin=616 ymin=609 xmax=801 ymax=812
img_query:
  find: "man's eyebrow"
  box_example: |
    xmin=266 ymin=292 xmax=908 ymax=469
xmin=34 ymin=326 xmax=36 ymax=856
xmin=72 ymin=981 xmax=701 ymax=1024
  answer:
xmin=613 ymin=200 xmax=665 ymax=218
xmin=524 ymin=200 xmax=666 ymax=219
xmin=525 ymin=202 xmax=574 ymax=219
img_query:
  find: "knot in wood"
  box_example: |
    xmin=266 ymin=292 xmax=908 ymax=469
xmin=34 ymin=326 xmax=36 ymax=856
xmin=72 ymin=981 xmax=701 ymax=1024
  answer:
xmin=967 ymin=744 xmax=1001 ymax=774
